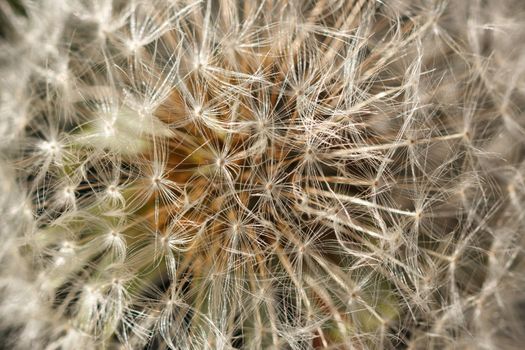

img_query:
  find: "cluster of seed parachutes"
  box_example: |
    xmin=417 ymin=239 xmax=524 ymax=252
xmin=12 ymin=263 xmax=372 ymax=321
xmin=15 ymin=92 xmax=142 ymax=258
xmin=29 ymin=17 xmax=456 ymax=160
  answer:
xmin=0 ymin=0 xmax=524 ymax=349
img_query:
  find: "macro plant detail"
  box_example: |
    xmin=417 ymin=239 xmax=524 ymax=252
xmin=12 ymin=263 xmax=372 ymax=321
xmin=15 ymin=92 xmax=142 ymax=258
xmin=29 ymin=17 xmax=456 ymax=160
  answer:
xmin=1 ymin=0 xmax=525 ymax=349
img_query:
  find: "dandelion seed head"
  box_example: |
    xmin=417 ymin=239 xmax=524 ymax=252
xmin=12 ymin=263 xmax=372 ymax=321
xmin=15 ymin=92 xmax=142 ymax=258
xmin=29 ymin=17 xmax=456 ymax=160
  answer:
xmin=1 ymin=0 xmax=525 ymax=349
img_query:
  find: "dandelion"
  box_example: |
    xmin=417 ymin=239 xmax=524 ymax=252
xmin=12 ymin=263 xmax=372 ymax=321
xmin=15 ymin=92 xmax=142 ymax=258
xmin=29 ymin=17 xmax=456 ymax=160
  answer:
xmin=1 ymin=0 xmax=525 ymax=349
